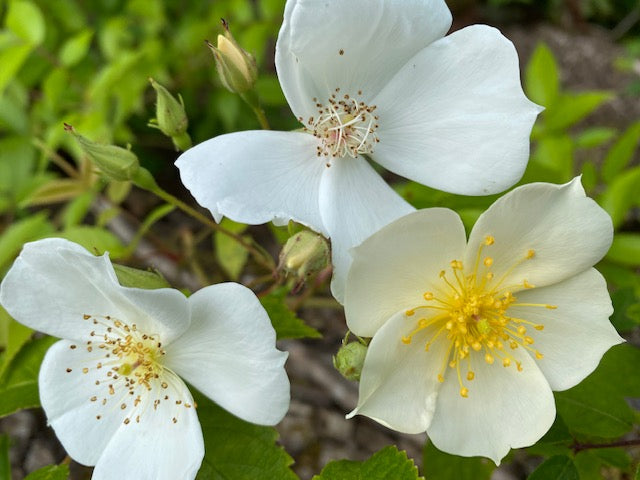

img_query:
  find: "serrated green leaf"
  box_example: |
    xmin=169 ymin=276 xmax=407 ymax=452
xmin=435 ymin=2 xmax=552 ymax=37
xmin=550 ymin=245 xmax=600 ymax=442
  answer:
xmin=544 ymin=92 xmax=612 ymax=132
xmin=0 ymin=213 xmax=53 ymax=273
xmin=113 ymin=264 xmax=170 ymax=290
xmin=23 ymin=464 xmax=70 ymax=480
xmin=528 ymin=455 xmax=579 ymax=480
xmin=0 ymin=336 xmax=57 ymax=418
xmin=193 ymin=390 xmax=297 ymax=480
xmin=602 ymin=121 xmax=640 ymax=183
xmin=314 ymin=446 xmax=422 ymax=480
xmin=215 ymin=219 xmax=249 ymax=280
xmin=0 ymin=306 xmax=33 ymax=378
xmin=423 ymin=441 xmax=494 ymax=480
xmin=260 ymin=288 xmax=321 ymax=340
xmin=0 ymin=435 xmax=10 ymax=480
xmin=606 ymin=233 xmax=640 ymax=267
xmin=56 ymin=227 xmax=125 ymax=258
xmin=525 ymin=43 xmax=559 ymax=107
xmin=6 ymin=1 xmax=45 ymax=45
xmin=59 ymin=29 xmax=93 ymax=67
xmin=598 ymin=165 xmax=640 ymax=228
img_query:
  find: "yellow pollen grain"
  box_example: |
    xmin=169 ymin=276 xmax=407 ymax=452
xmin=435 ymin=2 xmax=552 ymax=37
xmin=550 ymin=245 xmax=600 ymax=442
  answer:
xmin=467 ymin=371 xmax=475 ymax=381
xmin=437 ymin=374 xmax=444 ymax=383
xmin=423 ymin=292 xmax=434 ymax=301
xmin=483 ymin=257 xmax=493 ymax=267
xmin=502 ymin=357 xmax=511 ymax=367
xmin=485 ymin=354 xmax=494 ymax=365
xmin=526 ymin=249 xmax=535 ymax=259
xmin=401 ymin=336 xmax=411 ymax=345
xmin=460 ymin=387 xmax=469 ymax=398
xmin=535 ymin=351 xmax=544 ymax=359
xmin=484 ymin=235 xmax=495 ymax=246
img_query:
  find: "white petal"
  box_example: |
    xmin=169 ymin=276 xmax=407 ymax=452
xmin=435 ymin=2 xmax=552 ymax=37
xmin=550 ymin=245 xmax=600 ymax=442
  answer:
xmin=176 ymin=131 xmax=328 ymax=235
xmin=91 ymin=374 xmax=203 ymax=480
xmin=0 ymin=238 xmax=190 ymax=344
xmin=373 ymin=25 xmax=540 ymax=195
xmin=318 ymin=156 xmax=414 ymax=303
xmin=347 ymin=311 xmax=448 ymax=434
xmin=465 ymin=178 xmax=613 ymax=291
xmin=275 ymin=0 xmax=452 ymax=120
xmin=426 ymin=348 xmax=555 ymax=464
xmin=345 ymin=208 xmax=466 ymax=337
xmin=508 ymin=268 xmax=623 ymax=391
xmin=164 ymin=283 xmax=290 ymax=426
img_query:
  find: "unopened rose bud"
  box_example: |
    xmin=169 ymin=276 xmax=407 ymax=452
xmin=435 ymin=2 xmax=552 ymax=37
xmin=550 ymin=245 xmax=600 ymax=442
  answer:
xmin=64 ymin=123 xmax=139 ymax=181
xmin=279 ymin=230 xmax=330 ymax=280
xmin=207 ymin=20 xmax=258 ymax=94
xmin=148 ymin=78 xmax=191 ymax=151
xmin=333 ymin=341 xmax=368 ymax=381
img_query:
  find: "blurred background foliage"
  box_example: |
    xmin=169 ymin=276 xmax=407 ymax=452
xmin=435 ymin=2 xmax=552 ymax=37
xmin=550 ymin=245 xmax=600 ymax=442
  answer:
xmin=0 ymin=0 xmax=639 ymax=479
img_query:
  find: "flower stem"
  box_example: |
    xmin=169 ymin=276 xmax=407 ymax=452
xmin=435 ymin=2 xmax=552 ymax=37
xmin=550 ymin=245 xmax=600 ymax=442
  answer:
xmin=572 ymin=438 xmax=640 ymax=453
xmin=240 ymin=91 xmax=270 ymax=130
xmin=132 ymin=168 xmax=275 ymax=271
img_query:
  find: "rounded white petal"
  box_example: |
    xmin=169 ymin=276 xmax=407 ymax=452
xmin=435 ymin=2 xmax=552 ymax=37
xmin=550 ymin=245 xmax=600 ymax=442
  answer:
xmin=276 ymin=0 xmax=452 ymax=120
xmin=91 ymin=375 xmax=203 ymax=480
xmin=164 ymin=283 xmax=290 ymax=426
xmin=347 ymin=311 xmax=448 ymax=434
xmin=373 ymin=25 xmax=540 ymax=195
xmin=176 ymin=131 xmax=328 ymax=235
xmin=0 ymin=238 xmax=189 ymax=343
xmin=318 ymin=156 xmax=415 ymax=304
xmin=508 ymin=268 xmax=622 ymax=391
xmin=465 ymin=178 xmax=613 ymax=291
xmin=427 ymin=348 xmax=555 ymax=464
xmin=345 ymin=208 xmax=466 ymax=337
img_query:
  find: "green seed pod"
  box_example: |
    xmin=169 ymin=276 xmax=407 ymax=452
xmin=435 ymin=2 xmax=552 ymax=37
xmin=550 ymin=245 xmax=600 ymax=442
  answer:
xmin=333 ymin=341 xmax=368 ymax=382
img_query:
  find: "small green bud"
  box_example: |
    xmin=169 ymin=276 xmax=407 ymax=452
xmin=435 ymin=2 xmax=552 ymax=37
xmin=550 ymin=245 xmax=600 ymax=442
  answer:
xmin=207 ymin=19 xmax=258 ymax=94
xmin=148 ymin=78 xmax=192 ymax=151
xmin=333 ymin=341 xmax=368 ymax=381
xmin=279 ymin=230 xmax=330 ymax=280
xmin=64 ymin=123 xmax=139 ymax=181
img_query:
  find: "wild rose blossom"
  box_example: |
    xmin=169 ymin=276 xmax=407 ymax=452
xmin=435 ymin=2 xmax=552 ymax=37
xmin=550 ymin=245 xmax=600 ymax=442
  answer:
xmin=0 ymin=238 xmax=290 ymax=480
xmin=176 ymin=0 xmax=541 ymax=302
xmin=344 ymin=178 xmax=623 ymax=463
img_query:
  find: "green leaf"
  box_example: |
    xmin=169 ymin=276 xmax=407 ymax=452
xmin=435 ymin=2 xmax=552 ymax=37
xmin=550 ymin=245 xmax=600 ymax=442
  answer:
xmin=0 ymin=435 xmax=10 ymax=480
xmin=0 ymin=336 xmax=57 ymax=418
xmin=528 ymin=455 xmax=579 ymax=480
xmin=607 ymin=233 xmax=640 ymax=267
xmin=423 ymin=441 xmax=494 ymax=480
xmin=113 ymin=264 xmax=170 ymax=290
xmin=260 ymin=288 xmax=321 ymax=340
xmin=575 ymin=127 xmax=617 ymax=149
xmin=610 ymin=288 xmax=640 ymax=332
xmin=23 ymin=464 xmax=70 ymax=480
xmin=0 ymin=306 xmax=33 ymax=378
xmin=214 ymin=219 xmax=249 ymax=281
xmin=525 ymin=43 xmax=559 ymax=107
xmin=193 ymin=390 xmax=297 ymax=480
xmin=598 ymin=165 xmax=640 ymax=228
xmin=0 ymin=213 xmax=53 ymax=273
xmin=635 ymin=462 xmax=640 ymax=480
xmin=6 ymin=1 xmax=45 ymax=45
xmin=602 ymin=121 xmax=640 ymax=183
xmin=56 ymin=227 xmax=125 ymax=258
xmin=314 ymin=446 xmax=422 ymax=480
xmin=526 ymin=416 xmax=573 ymax=457
xmin=544 ymin=92 xmax=612 ymax=132
xmin=59 ymin=29 xmax=93 ymax=67
xmin=0 ymin=43 xmax=32 ymax=99
xmin=532 ymin=134 xmax=574 ymax=181
xmin=580 ymin=161 xmax=597 ymax=192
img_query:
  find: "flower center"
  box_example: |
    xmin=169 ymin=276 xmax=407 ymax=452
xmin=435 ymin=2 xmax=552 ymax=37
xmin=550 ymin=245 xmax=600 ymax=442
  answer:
xmin=303 ymin=89 xmax=379 ymax=159
xmin=65 ymin=315 xmax=194 ymax=425
xmin=401 ymin=236 xmax=557 ymax=398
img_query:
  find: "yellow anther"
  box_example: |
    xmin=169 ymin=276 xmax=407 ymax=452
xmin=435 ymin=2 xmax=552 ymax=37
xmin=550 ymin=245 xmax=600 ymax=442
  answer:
xmin=439 ymin=270 xmax=446 ymax=278
xmin=484 ymin=354 xmax=494 ymax=365
xmin=483 ymin=257 xmax=493 ymax=267
xmin=401 ymin=336 xmax=412 ymax=345
xmin=466 ymin=371 xmax=475 ymax=381
xmin=510 ymin=341 xmax=518 ymax=349
xmin=445 ymin=321 xmax=453 ymax=330
xmin=502 ymin=357 xmax=511 ymax=367
xmin=418 ymin=318 xmax=429 ymax=328
xmin=516 ymin=361 xmax=523 ymax=372
xmin=460 ymin=387 xmax=469 ymax=398
xmin=405 ymin=309 xmax=415 ymax=316
xmin=526 ymin=249 xmax=535 ymax=259
xmin=545 ymin=305 xmax=557 ymax=310
xmin=484 ymin=235 xmax=495 ymax=246
xmin=534 ymin=325 xmax=544 ymax=331
xmin=535 ymin=351 xmax=544 ymax=359
xmin=450 ymin=260 xmax=463 ymax=270
xmin=437 ymin=374 xmax=444 ymax=383
xmin=517 ymin=325 xmax=527 ymax=335
xmin=423 ymin=292 xmax=434 ymax=301
xmin=472 ymin=342 xmax=482 ymax=351
xmin=523 ymin=280 xmax=535 ymax=289
xmin=524 ymin=336 xmax=534 ymax=345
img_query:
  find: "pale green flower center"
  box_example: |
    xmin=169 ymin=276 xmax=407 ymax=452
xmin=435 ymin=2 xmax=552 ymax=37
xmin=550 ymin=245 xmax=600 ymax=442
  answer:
xmin=402 ymin=235 xmax=556 ymax=398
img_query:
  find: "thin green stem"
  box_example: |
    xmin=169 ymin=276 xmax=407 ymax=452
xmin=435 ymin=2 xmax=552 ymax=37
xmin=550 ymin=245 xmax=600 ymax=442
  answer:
xmin=240 ymin=91 xmax=270 ymax=130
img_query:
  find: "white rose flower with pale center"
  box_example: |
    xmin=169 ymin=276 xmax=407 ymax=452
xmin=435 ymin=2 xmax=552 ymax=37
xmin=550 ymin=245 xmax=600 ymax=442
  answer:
xmin=176 ymin=0 xmax=542 ymax=302
xmin=344 ymin=178 xmax=623 ymax=463
xmin=0 ymin=238 xmax=290 ymax=480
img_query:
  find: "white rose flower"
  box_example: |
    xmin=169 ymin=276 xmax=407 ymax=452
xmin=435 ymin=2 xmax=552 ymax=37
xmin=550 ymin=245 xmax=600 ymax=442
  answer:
xmin=176 ymin=0 xmax=541 ymax=302
xmin=0 ymin=238 xmax=290 ymax=480
xmin=344 ymin=178 xmax=623 ymax=463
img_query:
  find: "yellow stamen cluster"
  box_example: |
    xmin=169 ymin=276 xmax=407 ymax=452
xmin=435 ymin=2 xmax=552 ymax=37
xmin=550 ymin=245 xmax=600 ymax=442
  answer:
xmin=66 ymin=315 xmax=194 ymax=425
xmin=402 ymin=235 xmax=556 ymax=398
xmin=303 ymin=88 xmax=379 ymax=161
